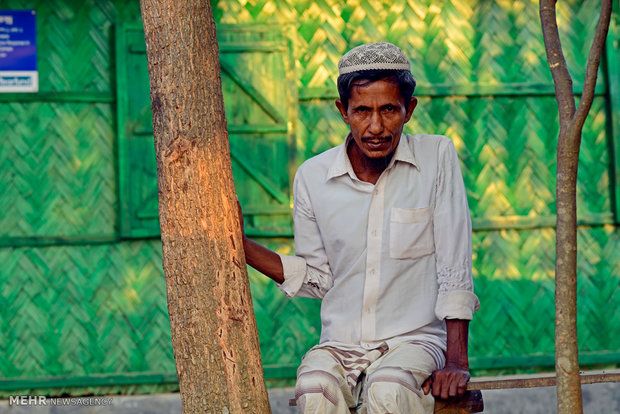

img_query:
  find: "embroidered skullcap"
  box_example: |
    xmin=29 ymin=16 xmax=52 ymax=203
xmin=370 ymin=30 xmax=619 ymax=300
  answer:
xmin=338 ymin=42 xmax=411 ymax=75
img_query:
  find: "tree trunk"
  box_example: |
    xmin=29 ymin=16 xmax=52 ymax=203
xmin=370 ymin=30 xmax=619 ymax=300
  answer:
xmin=554 ymin=123 xmax=583 ymax=414
xmin=139 ymin=1 xmax=271 ymax=412
xmin=540 ymin=1 xmax=612 ymax=412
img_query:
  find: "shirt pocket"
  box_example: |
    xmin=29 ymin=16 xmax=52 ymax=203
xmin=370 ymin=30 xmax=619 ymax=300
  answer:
xmin=389 ymin=206 xmax=434 ymax=260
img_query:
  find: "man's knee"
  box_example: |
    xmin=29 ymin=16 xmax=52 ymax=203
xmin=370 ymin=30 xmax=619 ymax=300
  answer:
xmin=295 ymin=369 xmax=342 ymax=406
xmin=366 ymin=366 xmax=425 ymax=400
xmin=364 ymin=366 xmax=435 ymax=414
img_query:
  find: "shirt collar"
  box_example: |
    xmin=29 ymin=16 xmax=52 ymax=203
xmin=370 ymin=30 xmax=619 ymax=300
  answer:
xmin=325 ymin=133 xmax=419 ymax=182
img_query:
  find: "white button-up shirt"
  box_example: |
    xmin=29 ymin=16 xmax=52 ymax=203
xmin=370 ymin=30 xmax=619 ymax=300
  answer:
xmin=278 ymin=134 xmax=479 ymax=352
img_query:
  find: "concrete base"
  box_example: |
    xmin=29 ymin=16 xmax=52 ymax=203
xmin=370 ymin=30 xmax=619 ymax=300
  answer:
xmin=479 ymin=382 xmax=620 ymax=414
xmin=1 ymin=382 xmax=619 ymax=413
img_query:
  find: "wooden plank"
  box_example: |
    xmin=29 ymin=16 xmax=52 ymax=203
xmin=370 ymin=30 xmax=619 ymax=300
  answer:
xmin=470 ymin=351 xmax=620 ymax=370
xmin=132 ymin=124 xmax=288 ymax=136
xmin=605 ymin=10 xmax=620 ymax=223
xmin=16 ymin=211 xmax=607 ymax=248
xmin=245 ymin=228 xmax=293 ymax=238
xmin=228 ymin=125 xmax=287 ymax=134
xmin=116 ymin=22 xmax=133 ymax=239
xmin=286 ymin=370 xmax=620 ymax=412
xmin=467 ymin=370 xmax=620 ymax=390
xmin=220 ymin=57 xmax=285 ymax=124
xmin=219 ymin=43 xmax=288 ymax=53
xmin=0 ymin=372 xmax=179 ymax=391
xmin=263 ymin=364 xmax=297 ymax=379
xmin=435 ymin=391 xmax=483 ymax=414
xmin=471 ymin=212 xmax=614 ymax=231
xmin=230 ymin=147 xmax=290 ymax=205
xmin=290 ymin=390 xmax=484 ymax=413
xmin=299 ymin=82 xmax=607 ymax=100
xmin=242 ymin=205 xmax=291 ymax=215
xmin=0 ymin=91 xmax=114 ymax=103
xmin=0 ymin=235 xmax=119 ymax=248
xmin=130 ymin=42 xmax=287 ymax=54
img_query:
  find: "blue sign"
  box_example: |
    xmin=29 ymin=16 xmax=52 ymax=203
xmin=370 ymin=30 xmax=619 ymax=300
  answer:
xmin=0 ymin=10 xmax=37 ymax=92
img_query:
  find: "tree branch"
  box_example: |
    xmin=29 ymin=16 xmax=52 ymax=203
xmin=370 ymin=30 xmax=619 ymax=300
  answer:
xmin=540 ymin=0 xmax=576 ymax=126
xmin=571 ymin=0 xmax=612 ymax=135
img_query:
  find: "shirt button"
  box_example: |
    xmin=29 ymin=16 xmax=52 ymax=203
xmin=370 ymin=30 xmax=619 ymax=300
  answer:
xmin=372 ymin=230 xmax=377 ymax=237
xmin=369 ymin=269 xmax=376 ymax=275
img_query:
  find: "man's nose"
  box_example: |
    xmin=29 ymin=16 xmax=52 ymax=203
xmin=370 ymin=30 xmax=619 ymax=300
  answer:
xmin=368 ymin=111 xmax=384 ymax=135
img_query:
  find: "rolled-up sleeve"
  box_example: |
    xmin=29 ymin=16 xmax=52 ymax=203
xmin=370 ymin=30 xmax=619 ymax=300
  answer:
xmin=433 ymin=139 xmax=480 ymax=320
xmin=275 ymin=168 xmax=333 ymax=299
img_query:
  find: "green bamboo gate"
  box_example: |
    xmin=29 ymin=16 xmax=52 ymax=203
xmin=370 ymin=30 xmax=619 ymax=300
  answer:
xmin=1 ymin=0 xmax=619 ymax=396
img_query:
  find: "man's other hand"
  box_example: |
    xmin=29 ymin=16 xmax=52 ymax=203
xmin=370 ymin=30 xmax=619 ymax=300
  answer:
xmin=421 ymin=363 xmax=470 ymax=400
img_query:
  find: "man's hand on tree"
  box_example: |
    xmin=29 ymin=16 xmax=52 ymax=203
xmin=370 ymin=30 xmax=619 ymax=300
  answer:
xmin=421 ymin=363 xmax=470 ymax=400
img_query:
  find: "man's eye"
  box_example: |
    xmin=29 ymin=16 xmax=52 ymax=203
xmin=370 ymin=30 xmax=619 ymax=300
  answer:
xmin=384 ymin=105 xmax=395 ymax=112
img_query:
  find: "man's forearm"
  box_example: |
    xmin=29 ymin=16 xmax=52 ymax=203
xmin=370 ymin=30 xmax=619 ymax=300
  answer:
xmin=243 ymin=237 xmax=285 ymax=284
xmin=422 ymin=319 xmax=471 ymax=398
xmin=445 ymin=319 xmax=469 ymax=368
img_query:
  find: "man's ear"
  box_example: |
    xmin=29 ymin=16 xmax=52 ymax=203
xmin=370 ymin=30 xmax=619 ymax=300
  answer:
xmin=404 ymin=97 xmax=417 ymax=123
xmin=335 ymin=99 xmax=350 ymax=125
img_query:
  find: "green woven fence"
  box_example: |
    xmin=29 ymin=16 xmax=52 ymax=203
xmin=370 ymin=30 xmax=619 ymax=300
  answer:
xmin=0 ymin=0 xmax=619 ymax=396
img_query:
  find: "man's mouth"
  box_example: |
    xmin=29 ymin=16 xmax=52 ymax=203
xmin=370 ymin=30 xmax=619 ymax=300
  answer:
xmin=363 ymin=137 xmax=392 ymax=149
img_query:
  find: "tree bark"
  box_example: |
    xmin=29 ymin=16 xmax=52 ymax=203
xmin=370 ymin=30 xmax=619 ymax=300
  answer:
xmin=539 ymin=1 xmax=612 ymax=413
xmin=139 ymin=1 xmax=271 ymax=412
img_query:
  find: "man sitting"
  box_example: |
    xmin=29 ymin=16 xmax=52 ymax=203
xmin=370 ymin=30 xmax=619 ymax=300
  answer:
xmin=240 ymin=42 xmax=479 ymax=414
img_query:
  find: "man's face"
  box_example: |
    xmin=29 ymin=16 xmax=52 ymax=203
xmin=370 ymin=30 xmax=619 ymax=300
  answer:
xmin=336 ymin=78 xmax=417 ymax=160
